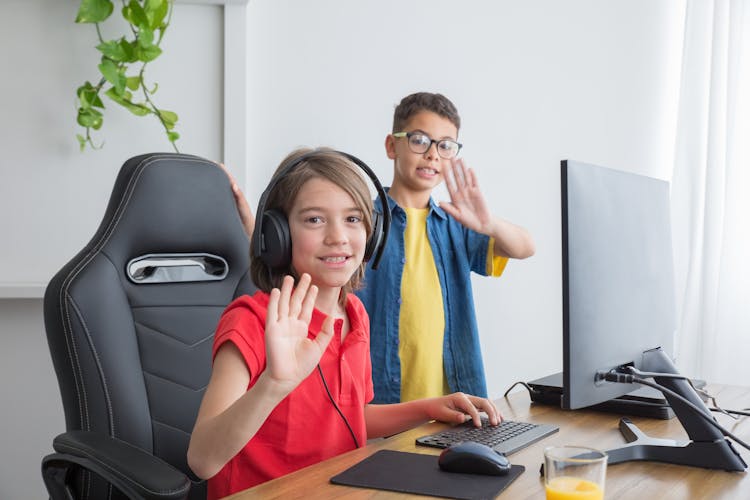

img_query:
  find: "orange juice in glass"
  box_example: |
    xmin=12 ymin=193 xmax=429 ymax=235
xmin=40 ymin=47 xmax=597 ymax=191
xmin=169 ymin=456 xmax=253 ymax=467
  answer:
xmin=544 ymin=446 xmax=607 ymax=500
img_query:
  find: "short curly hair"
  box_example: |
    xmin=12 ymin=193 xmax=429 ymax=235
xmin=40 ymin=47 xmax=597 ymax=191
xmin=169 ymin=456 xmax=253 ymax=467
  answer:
xmin=392 ymin=92 xmax=461 ymax=133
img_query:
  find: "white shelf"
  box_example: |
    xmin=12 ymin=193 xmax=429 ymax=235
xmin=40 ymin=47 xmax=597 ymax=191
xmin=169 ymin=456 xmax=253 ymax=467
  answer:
xmin=0 ymin=283 xmax=46 ymax=299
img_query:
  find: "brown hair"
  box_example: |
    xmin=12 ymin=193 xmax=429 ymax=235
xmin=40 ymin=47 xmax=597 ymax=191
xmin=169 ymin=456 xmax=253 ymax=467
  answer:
xmin=392 ymin=92 xmax=461 ymax=133
xmin=250 ymin=148 xmax=374 ymax=303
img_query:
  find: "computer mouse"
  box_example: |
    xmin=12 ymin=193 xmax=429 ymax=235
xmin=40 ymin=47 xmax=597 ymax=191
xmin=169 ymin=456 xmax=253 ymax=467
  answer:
xmin=437 ymin=442 xmax=511 ymax=476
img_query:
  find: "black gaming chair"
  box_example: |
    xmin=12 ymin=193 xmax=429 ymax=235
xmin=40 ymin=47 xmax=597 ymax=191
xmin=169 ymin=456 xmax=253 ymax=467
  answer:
xmin=42 ymin=153 xmax=255 ymax=500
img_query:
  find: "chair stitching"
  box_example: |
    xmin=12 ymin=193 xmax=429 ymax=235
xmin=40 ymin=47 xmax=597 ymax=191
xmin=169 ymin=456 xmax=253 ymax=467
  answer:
xmin=69 ymin=297 xmax=116 ymax=435
xmin=135 ymin=320 xmax=215 ymax=348
xmin=60 ymin=290 xmax=88 ymax=429
xmin=143 ymin=369 xmax=208 ymax=393
xmin=60 ymin=290 xmax=91 ymax=500
xmin=151 ymin=417 xmax=192 ymax=436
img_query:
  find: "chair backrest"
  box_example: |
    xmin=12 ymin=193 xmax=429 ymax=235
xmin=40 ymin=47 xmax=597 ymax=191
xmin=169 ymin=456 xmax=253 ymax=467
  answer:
xmin=44 ymin=153 xmax=255 ymax=499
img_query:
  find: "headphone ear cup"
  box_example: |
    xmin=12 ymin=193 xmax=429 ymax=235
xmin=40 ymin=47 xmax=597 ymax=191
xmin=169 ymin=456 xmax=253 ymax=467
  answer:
xmin=364 ymin=210 xmax=384 ymax=263
xmin=259 ymin=209 xmax=292 ymax=269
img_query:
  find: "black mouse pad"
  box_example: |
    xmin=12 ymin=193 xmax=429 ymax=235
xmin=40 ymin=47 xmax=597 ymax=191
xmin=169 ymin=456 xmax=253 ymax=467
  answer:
xmin=330 ymin=449 xmax=525 ymax=500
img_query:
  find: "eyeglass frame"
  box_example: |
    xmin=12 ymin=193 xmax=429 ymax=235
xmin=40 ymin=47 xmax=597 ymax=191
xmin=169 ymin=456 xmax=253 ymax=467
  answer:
xmin=392 ymin=131 xmax=463 ymax=159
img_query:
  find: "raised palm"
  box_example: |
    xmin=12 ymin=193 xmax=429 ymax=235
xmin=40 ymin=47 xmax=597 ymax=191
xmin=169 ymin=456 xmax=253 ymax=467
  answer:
xmin=440 ymin=158 xmax=492 ymax=233
xmin=264 ymin=274 xmax=334 ymax=390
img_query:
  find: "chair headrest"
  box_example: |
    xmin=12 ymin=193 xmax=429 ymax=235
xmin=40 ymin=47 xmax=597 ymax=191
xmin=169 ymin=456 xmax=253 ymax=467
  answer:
xmin=58 ymin=153 xmax=253 ymax=306
xmin=99 ymin=154 xmax=247 ymax=262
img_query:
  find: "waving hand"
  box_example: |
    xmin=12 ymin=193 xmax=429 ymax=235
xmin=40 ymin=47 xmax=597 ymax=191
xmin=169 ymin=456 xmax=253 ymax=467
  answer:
xmin=264 ymin=274 xmax=335 ymax=393
xmin=439 ymin=158 xmax=493 ymax=234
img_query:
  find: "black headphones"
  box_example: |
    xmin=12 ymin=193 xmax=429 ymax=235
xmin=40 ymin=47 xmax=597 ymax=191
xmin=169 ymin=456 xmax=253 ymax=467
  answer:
xmin=251 ymin=150 xmax=391 ymax=270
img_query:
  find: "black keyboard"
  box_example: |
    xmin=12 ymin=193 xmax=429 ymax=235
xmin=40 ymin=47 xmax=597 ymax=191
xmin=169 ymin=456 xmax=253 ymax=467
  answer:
xmin=416 ymin=417 xmax=559 ymax=455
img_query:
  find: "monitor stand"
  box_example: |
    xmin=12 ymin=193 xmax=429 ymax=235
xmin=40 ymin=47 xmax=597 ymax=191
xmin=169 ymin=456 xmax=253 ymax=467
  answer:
xmin=603 ymin=347 xmax=746 ymax=471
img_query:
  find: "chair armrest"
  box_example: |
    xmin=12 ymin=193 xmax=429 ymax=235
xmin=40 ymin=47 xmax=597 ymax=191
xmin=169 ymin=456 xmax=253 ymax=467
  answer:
xmin=42 ymin=430 xmax=191 ymax=500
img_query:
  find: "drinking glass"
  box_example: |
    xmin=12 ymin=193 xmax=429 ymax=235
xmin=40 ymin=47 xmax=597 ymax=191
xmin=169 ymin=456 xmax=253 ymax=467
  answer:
xmin=544 ymin=446 xmax=607 ymax=500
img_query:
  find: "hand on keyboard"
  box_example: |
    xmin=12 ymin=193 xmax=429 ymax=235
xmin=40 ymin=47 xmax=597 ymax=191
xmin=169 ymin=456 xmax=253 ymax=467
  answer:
xmin=421 ymin=393 xmax=502 ymax=428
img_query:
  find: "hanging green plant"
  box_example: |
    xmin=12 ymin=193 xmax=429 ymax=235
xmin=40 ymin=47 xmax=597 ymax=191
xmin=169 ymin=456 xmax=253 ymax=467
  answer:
xmin=75 ymin=0 xmax=180 ymax=152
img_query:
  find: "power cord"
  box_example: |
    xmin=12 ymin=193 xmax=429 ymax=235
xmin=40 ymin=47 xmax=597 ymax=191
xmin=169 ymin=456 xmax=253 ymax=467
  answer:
xmin=601 ymin=369 xmax=750 ymax=453
xmin=616 ymin=366 xmax=749 ymax=420
xmin=710 ymin=408 xmax=750 ymax=418
xmin=317 ymin=364 xmax=360 ymax=449
xmin=503 ymin=381 xmax=539 ymax=398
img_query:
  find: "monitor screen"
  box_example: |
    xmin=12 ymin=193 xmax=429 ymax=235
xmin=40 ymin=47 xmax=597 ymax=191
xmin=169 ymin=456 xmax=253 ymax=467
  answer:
xmin=561 ymin=159 xmax=676 ymax=410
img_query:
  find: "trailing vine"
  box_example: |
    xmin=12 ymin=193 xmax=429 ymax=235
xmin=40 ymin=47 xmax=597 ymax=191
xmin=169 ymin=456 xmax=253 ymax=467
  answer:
xmin=75 ymin=0 xmax=179 ymax=152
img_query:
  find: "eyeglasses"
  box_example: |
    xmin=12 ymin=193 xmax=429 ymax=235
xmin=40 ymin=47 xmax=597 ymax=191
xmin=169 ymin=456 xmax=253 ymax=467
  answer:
xmin=393 ymin=131 xmax=462 ymax=159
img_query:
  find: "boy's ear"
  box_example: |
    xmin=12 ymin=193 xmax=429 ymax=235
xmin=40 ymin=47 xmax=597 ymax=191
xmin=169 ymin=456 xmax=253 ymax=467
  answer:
xmin=385 ymin=134 xmax=397 ymax=160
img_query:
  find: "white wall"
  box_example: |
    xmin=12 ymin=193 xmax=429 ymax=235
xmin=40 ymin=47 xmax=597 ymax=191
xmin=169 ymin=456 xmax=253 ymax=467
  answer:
xmin=0 ymin=0 xmax=223 ymax=294
xmin=0 ymin=300 xmax=57 ymax=499
xmin=0 ymin=1 xmax=224 ymax=498
xmin=0 ymin=1 xmax=688 ymax=498
xmin=243 ymin=0 xmax=687 ymax=398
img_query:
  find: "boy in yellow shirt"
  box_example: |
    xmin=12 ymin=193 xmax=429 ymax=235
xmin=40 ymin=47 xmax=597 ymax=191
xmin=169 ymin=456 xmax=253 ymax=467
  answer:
xmin=355 ymin=92 xmax=535 ymax=403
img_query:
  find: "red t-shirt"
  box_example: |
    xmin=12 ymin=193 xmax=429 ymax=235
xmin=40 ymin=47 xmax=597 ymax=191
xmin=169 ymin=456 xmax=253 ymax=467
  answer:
xmin=207 ymin=291 xmax=374 ymax=500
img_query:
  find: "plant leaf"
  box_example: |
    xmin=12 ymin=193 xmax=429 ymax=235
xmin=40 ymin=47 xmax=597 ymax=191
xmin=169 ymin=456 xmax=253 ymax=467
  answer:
xmin=96 ymin=39 xmax=128 ymax=62
xmin=158 ymin=109 xmax=178 ymax=129
xmin=137 ymin=28 xmax=154 ymax=48
xmin=122 ymin=0 xmax=149 ymax=28
xmin=97 ymin=59 xmax=119 ymax=85
xmin=98 ymin=59 xmax=127 ymax=95
xmin=126 ymin=76 xmax=141 ymax=91
xmin=145 ymin=0 xmax=169 ymax=30
xmin=77 ymin=107 xmax=103 ymax=129
xmin=105 ymin=87 xmax=151 ymax=116
xmin=136 ymin=44 xmax=162 ymax=62
xmin=77 ymin=133 xmax=87 ymax=151
xmin=167 ymin=131 xmax=180 ymax=142
xmin=77 ymin=82 xmax=106 ymax=109
xmin=75 ymin=0 xmax=114 ymax=23
xmin=120 ymin=39 xmax=137 ymax=63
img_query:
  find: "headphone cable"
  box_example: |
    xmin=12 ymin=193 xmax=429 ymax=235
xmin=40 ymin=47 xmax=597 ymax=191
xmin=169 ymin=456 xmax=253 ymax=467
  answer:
xmin=317 ymin=364 xmax=360 ymax=449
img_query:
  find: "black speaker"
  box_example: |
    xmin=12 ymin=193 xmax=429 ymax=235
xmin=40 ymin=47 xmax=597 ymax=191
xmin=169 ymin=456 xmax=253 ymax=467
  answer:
xmin=251 ymin=150 xmax=390 ymax=270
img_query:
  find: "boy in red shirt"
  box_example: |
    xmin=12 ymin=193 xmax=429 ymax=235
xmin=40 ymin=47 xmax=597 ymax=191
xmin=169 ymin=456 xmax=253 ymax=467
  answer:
xmin=188 ymin=148 xmax=500 ymax=499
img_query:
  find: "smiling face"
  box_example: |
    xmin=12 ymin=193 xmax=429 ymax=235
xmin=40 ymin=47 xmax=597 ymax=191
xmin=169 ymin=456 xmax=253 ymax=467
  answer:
xmin=386 ymin=110 xmax=459 ymax=207
xmin=288 ymin=177 xmax=368 ymax=296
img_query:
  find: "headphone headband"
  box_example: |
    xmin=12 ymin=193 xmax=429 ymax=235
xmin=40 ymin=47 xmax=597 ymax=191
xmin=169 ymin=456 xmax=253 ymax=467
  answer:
xmin=252 ymin=149 xmax=391 ymax=270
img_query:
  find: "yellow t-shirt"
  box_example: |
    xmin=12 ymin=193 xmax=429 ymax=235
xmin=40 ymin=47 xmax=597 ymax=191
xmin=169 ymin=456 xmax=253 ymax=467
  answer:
xmin=399 ymin=208 xmax=447 ymax=401
xmin=398 ymin=208 xmax=507 ymax=402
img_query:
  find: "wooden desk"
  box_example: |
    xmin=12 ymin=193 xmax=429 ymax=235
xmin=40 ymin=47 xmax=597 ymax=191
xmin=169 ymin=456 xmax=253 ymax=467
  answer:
xmin=226 ymin=384 xmax=750 ymax=499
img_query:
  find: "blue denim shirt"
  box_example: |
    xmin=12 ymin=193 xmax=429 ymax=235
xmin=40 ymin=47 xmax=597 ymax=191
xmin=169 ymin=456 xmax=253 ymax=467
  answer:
xmin=356 ymin=191 xmax=490 ymax=403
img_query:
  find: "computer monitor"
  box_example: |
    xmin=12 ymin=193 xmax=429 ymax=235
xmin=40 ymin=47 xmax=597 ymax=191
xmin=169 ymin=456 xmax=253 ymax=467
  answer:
xmin=559 ymin=159 xmax=745 ymax=470
xmin=561 ymin=159 xmax=675 ymax=410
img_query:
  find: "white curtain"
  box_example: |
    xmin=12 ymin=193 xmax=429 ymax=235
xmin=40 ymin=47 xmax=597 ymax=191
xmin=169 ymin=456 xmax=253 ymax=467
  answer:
xmin=672 ymin=0 xmax=750 ymax=384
